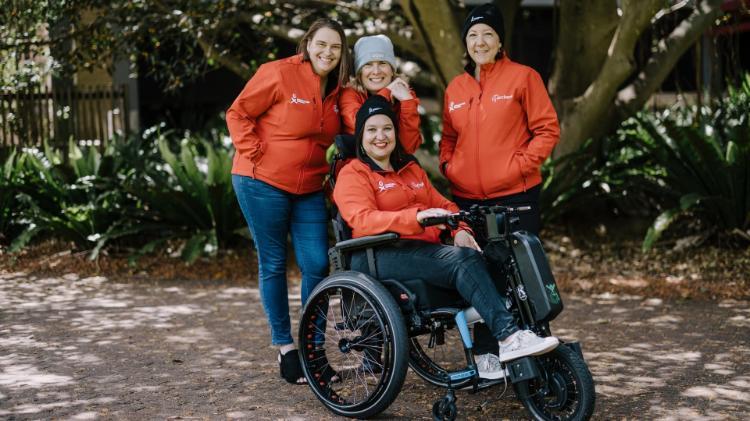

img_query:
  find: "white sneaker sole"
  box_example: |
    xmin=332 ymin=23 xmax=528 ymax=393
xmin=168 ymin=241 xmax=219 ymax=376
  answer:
xmin=477 ymin=367 xmax=509 ymax=380
xmin=498 ymin=337 xmax=559 ymax=363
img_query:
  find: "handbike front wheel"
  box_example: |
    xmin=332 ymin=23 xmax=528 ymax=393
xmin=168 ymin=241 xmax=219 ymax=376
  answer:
xmin=298 ymin=271 xmax=409 ymax=419
xmin=514 ymin=345 xmax=596 ymax=421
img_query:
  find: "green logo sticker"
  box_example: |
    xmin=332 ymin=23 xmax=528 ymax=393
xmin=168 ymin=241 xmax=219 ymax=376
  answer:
xmin=545 ymin=283 xmax=560 ymax=304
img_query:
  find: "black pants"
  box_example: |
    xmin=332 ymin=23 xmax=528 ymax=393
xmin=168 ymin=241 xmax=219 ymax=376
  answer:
xmin=453 ymin=184 xmax=542 ymax=354
xmin=351 ymin=241 xmax=518 ymax=342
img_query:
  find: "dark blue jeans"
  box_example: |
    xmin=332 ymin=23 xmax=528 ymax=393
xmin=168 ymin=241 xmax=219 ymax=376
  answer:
xmin=232 ymin=175 xmax=329 ymax=345
xmin=352 ymin=241 xmax=518 ymax=342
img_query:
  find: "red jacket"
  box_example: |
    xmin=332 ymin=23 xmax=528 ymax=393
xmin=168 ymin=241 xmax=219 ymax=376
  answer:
xmin=339 ymin=87 xmax=422 ymax=154
xmin=227 ymin=54 xmax=341 ymax=194
xmin=333 ymin=157 xmax=467 ymax=243
xmin=439 ymin=56 xmax=559 ymax=200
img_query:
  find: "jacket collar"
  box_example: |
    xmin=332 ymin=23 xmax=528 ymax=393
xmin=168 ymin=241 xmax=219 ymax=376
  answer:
xmin=359 ymin=153 xmax=419 ymax=174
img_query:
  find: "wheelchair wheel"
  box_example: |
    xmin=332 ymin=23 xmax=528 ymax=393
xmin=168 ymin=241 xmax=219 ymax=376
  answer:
xmin=408 ymin=317 xmax=473 ymax=389
xmin=298 ymin=271 xmax=409 ymax=419
xmin=514 ymin=345 xmax=596 ymax=421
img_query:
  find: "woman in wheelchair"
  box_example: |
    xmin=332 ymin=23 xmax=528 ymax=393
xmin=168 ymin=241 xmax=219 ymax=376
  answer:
xmin=332 ymin=95 xmax=559 ymax=379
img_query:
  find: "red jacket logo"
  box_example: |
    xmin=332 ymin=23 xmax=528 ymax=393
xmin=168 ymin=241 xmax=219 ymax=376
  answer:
xmin=290 ymin=93 xmax=311 ymax=105
xmin=492 ymin=94 xmax=513 ymax=102
xmin=448 ymin=101 xmax=466 ymax=112
xmin=378 ymin=180 xmax=397 ymax=192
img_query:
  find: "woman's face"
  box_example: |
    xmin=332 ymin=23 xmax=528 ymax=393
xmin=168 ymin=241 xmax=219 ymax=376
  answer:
xmin=362 ymin=114 xmax=396 ymax=163
xmin=359 ymin=61 xmax=394 ymax=93
xmin=465 ymin=23 xmax=500 ymax=66
xmin=307 ymin=27 xmax=342 ymax=77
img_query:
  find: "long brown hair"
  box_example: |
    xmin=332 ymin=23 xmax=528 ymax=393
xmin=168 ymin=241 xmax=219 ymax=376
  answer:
xmin=297 ymin=18 xmax=350 ymax=88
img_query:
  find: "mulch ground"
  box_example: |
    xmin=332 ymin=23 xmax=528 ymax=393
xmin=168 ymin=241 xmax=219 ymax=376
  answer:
xmin=2 ymin=235 xmax=749 ymax=419
xmin=2 ymin=232 xmax=748 ymax=300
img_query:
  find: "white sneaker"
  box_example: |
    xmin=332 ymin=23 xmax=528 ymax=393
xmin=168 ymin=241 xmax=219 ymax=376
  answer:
xmin=475 ymin=353 xmax=505 ymax=379
xmin=498 ymin=330 xmax=559 ymax=363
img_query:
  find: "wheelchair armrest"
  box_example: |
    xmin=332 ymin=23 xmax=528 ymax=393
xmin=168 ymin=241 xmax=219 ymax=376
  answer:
xmin=334 ymin=232 xmax=399 ymax=253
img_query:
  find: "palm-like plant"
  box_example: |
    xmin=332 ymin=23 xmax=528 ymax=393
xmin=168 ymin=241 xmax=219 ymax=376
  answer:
xmin=127 ymin=132 xmax=246 ymax=262
xmin=631 ymin=74 xmax=750 ymax=250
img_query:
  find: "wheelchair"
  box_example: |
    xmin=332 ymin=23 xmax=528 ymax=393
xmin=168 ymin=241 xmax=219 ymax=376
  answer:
xmin=297 ymin=135 xmax=596 ymax=420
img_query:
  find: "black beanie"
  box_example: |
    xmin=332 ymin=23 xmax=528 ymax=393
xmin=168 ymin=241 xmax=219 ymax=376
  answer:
xmin=461 ymin=3 xmax=505 ymax=44
xmin=354 ymin=95 xmax=397 ymax=141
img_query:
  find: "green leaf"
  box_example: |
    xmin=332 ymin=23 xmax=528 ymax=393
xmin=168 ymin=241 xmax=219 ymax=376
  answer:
xmin=9 ymin=224 xmax=43 ymax=253
xmin=181 ymin=233 xmax=207 ymax=263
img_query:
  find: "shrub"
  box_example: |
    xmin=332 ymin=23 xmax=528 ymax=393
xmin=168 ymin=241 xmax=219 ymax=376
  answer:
xmin=124 ymin=128 xmax=247 ymax=262
xmin=10 ymin=139 xmax=146 ymax=258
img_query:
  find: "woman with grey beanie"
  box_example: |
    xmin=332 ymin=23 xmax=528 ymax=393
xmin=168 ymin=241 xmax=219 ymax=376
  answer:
xmin=339 ymin=34 xmax=423 ymax=154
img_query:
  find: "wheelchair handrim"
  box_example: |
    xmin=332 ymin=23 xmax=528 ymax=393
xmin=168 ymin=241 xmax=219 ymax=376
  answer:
xmin=299 ymin=284 xmax=397 ymax=414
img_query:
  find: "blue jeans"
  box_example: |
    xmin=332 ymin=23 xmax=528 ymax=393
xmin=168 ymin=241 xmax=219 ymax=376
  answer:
xmin=232 ymin=175 xmax=329 ymax=345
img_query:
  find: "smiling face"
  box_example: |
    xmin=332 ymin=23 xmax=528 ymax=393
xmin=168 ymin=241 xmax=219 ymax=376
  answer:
xmin=359 ymin=61 xmax=394 ymax=93
xmin=306 ymin=27 xmax=342 ymax=77
xmin=465 ymin=23 xmax=500 ymax=66
xmin=361 ymin=114 xmax=396 ymax=164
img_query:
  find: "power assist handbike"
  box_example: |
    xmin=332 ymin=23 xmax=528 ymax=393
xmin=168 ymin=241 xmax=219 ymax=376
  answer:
xmin=297 ymin=136 xmax=595 ymax=420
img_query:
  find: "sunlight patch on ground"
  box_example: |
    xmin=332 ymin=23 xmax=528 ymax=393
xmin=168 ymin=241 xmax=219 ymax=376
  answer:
xmin=650 ymin=406 xmax=732 ymax=420
xmin=0 ymin=397 xmax=116 ymax=416
xmin=165 ymin=327 xmax=214 ymax=344
xmin=0 ymin=364 xmax=73 ymax=389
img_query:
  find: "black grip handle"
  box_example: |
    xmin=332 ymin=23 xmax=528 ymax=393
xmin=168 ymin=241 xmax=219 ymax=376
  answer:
xmin=420 ymin=216 xmax=449 ymax=227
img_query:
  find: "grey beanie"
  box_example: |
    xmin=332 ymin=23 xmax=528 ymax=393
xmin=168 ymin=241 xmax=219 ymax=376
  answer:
xmin=353 ymin=35 xmax=397 ymax=74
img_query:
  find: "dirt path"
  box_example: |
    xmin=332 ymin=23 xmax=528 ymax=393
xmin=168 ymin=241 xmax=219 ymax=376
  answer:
xmin=1 ymin=271 xmax=748 ymax=420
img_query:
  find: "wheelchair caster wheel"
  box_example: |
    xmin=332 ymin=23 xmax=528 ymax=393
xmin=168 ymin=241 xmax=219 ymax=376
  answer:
xmin=432 ymin=397 xmax=457 ymax=421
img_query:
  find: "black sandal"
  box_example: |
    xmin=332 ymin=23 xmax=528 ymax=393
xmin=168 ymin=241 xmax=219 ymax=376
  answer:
xmin=278 ymin=350 xmax=307 ymax=385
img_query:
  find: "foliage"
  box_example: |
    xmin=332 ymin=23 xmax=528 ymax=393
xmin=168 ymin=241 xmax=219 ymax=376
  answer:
xmin=0 ymin=150 xmax=28 ymax=244
xmin=8 ymin=139 xmax=147 ymax=258
xmin=126 ymin=128 xmax=247 ymax=263
xmin=4 ymin=124 xmax=247 ymax=262
xmin=542 ymin=73 xmax=750 ymax=250
xmin=632 ymin=74 xmax=750 ymax=250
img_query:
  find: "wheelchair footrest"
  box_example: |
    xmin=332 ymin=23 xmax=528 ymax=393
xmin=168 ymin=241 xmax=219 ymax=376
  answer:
xmin=506 ymin=356 xmax=541 ymax=384
xmin=447 ymin=369 xmax=477 ymax=383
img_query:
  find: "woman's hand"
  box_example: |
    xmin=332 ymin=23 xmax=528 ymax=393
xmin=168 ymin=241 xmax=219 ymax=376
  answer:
xmin=416 ymin=208 xmax=452 ymax=230
xmin=387 ymin=78 xmax=413 ymax=101
xmin=454 ymin=230 xmax=481 ymax=251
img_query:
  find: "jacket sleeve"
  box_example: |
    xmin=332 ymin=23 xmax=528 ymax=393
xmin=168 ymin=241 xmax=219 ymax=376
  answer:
xmin=226 ymin=63 xmax=280 ymax=161
xmin=516 ymin=69 xmax=560 ymax=177
xmin=339 ymin=88 xmax=363 ymax=135
xmin=438 ymin=92 xmax=458 ymax=176
xmin=333 ymin=165 xmax=424 ymax=237
xmin=419 ymin=170 xmax=472 ymax=236
xmin=397 ymin=91 xmax=423 ymax=154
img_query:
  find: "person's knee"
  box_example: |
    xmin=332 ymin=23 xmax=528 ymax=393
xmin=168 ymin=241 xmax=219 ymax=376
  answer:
xmin=298 ymin=251 xmax=329 ymax=277
xmin=454 ymin=247 xmax=484 ymax=266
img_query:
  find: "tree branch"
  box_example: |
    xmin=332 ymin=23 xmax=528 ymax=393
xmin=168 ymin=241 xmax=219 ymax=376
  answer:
xmin=194 ymin=36 xmax=252 ymax=79
xmin=616 ymin=0 xmax=723 ymax=115
xmin=574 ymin=0 xmax=662 ymax=113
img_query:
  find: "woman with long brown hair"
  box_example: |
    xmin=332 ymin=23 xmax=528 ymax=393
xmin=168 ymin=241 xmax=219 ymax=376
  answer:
xmin=227 ymin=18 xmax=350 ymax=385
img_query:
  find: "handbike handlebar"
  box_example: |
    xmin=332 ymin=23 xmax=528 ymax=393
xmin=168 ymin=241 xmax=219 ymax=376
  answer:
xmin=420 ymin=212 xmax=468 ymax=229
xmin=419 ymin=205 xmax=533 ymax=230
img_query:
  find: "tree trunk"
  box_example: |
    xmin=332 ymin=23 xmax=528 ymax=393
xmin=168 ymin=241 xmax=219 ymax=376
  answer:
xmin=403 ymin=0 xmax=465 ymax=87
xmin=615 ymin=0 xmax=724 ymax=116
xmin=554 ymin=0 xmax=662 ymax=159
xmin=548 ymin=0 xmax=618 ymax=104
xmin=494 ymin=0 xmax=523 ymax=56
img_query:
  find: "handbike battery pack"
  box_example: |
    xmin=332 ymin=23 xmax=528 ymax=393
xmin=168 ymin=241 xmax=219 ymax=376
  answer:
xmin=510 ymin=231 xmax=563 ymax=323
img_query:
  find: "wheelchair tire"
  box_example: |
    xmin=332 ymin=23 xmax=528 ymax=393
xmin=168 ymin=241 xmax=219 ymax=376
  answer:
xmin=298 ymin=271 xmax=409 ymax=419
xmin=514 ymin=345 xmax=596 ymax=421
